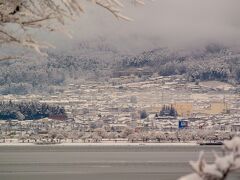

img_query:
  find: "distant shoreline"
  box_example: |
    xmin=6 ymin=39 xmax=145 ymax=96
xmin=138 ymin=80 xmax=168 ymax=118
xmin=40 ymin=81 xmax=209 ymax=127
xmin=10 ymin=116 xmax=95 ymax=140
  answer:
xmin=0 ymin=142 xmax=199 ymax=146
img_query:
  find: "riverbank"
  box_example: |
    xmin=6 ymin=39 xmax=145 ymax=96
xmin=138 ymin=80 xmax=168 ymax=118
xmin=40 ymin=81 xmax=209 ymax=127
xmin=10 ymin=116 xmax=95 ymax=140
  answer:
xmin=0 ymin=142 xmax=198 ymax=146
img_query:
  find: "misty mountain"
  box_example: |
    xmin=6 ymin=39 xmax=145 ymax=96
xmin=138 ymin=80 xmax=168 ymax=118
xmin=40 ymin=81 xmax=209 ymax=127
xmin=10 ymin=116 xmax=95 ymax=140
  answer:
xmin=0 ymin=43 xmax=240 ymax=95
xmin=119 ymin=44 xmax=240 ymax=82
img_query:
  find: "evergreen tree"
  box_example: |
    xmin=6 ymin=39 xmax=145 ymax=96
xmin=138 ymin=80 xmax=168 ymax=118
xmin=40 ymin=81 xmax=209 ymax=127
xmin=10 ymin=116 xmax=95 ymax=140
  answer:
xmin=0 ymin=101 xmax=66 ymax=120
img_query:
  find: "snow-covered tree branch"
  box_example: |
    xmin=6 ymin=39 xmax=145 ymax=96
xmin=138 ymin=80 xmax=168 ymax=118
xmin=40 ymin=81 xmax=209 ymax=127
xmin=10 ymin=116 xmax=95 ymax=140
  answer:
xmin=0 ymin=0 xmax=146 ymax=55
xmin=179 ymin=137 xmax=240 ymax=180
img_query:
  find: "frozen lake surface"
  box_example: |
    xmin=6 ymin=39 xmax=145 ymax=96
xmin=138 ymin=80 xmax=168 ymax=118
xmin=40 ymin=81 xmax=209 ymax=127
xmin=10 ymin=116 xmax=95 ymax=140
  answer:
xmin=0 ymin=145 xmax=239 ymax=180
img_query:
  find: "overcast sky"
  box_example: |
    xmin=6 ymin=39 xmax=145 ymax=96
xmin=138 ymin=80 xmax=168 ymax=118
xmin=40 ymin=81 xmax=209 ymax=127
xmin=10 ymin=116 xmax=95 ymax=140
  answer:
xmin=45 ymin=0 xmax=240 ymax=53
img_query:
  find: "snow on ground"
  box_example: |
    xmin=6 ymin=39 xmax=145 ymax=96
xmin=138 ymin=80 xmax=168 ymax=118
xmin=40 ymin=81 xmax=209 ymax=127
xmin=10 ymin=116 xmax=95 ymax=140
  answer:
xmin=0 ymin=142 xmax=198 ymax=146
xmin=200 ymin=81 xmax=234 ymax=90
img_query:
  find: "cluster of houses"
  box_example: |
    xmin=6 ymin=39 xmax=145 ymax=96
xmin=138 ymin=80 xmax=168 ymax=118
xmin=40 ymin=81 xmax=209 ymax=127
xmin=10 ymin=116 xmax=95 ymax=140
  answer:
xmin=0 ymin=74 xmax=240 ymax=143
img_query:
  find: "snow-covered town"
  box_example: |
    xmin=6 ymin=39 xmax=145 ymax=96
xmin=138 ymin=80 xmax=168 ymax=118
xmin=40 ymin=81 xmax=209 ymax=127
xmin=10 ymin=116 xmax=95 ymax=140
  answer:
xmin=0 ymin=75 xmax=240 ymax=144
xmin=1 ymin=1 xmax=240 ymax=180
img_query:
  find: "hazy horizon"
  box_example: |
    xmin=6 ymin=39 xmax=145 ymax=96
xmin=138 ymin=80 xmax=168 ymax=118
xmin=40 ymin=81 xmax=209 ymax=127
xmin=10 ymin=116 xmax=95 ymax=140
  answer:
xmin=47 ymin=0 xmax=240 ymax=54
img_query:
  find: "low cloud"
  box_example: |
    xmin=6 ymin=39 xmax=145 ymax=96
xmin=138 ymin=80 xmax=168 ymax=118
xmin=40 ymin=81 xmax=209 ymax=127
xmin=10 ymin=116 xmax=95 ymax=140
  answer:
xmin=49 ymin=0 xmax=240 ymax=52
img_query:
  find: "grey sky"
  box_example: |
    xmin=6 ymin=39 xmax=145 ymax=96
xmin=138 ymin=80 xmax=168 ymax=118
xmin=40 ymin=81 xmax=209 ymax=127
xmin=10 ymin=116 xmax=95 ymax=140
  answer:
xmin=49 ymin=0 xmax=240 ymax=53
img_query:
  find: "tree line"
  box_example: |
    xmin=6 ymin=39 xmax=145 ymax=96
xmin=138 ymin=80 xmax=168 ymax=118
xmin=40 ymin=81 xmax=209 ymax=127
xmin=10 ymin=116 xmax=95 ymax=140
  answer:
xmin=0 ymin=101 xmax=66 ymax=120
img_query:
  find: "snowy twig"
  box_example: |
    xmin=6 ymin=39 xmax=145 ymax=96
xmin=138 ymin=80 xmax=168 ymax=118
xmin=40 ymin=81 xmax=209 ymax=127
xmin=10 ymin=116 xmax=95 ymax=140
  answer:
xmin=179 ymin=137 xmax=240 ymax=180
xmin=0 ymin=0 xmax=148 ymax=56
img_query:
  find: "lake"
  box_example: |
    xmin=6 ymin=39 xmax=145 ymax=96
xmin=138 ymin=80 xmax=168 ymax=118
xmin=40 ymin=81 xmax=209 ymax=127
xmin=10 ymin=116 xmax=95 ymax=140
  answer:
xmin=0 ymin=145 xmax=239 ymax=180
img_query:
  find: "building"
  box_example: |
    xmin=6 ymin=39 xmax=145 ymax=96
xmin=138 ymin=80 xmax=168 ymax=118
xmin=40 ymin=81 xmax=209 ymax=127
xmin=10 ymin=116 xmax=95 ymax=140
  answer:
xmin=178 ymin=119 xmax=189 ymax=129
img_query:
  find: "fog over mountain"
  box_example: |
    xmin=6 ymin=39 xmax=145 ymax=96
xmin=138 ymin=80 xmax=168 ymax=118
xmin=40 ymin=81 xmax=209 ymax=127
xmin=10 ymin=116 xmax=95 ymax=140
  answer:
xmin=48 ymin=0 xmax=240 ymax=54
xmin=1 ymin=0 xmax=240 ymax=55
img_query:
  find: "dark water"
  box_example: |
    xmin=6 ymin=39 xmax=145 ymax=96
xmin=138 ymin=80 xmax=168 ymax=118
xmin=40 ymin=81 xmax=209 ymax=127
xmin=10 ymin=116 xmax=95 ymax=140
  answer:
xmin=0 ymin=145 xmax=239 ymax=180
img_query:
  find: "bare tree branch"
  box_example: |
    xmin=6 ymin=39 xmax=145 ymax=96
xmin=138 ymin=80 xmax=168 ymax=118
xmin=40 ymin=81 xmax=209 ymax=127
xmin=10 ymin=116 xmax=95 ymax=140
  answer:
xmin=0 ymin=0 xmax=147 ymax=56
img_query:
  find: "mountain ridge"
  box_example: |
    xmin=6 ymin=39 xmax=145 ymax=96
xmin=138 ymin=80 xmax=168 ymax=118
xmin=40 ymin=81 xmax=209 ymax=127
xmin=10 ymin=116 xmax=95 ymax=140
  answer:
xmin=0 ymin=43 xmax=239 ymax=95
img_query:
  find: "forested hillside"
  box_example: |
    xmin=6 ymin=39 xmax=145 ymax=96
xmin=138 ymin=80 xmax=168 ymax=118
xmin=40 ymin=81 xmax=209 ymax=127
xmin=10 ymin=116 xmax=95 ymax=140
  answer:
xmin=0 ymin=43 xmax=240 ymax=95
xmin=119 ymin=44 xmax=240 ymax=83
